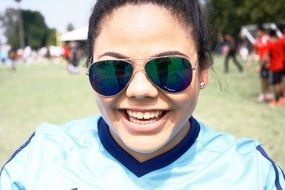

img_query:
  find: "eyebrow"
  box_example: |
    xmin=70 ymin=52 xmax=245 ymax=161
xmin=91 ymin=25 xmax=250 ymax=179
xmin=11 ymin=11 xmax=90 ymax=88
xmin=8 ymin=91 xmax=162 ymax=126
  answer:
xmin=98 ymin=52 xmax=129 ymax=59
xmin=153 ymin=51 xmax=189 ymax=58
xmin=97 ymin=50 xmax=189 ymax=60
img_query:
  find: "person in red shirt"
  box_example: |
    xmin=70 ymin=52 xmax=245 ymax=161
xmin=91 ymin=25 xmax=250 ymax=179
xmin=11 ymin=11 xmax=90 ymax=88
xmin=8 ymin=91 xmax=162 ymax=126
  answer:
xmin=265 ymin=29 xmax=285 ymax=106
xmin=280 ymin=26 xmax=285 ymax=99
xmin=63 ymin=42 xmax=71 ymax=62
xmin=254 ymin=25 xmax=272 ymax=102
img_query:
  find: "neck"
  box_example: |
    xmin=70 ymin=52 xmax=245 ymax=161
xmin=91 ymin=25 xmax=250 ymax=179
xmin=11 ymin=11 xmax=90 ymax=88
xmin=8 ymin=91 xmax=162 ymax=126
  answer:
xmin=110 ymin=121 xmax=191 ymax=162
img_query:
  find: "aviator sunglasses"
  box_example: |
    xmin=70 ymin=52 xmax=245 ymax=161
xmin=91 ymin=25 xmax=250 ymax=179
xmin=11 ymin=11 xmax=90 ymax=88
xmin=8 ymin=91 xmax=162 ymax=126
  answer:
xmin=87 ymin=56 xmax=196 ymax=96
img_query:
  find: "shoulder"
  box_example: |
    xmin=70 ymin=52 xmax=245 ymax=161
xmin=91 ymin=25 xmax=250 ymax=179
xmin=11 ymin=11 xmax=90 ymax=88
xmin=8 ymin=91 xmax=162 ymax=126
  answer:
xmin=196 ymin=121 xmax=258 ymax=153
xmin=196 ymin=121 xmax=281 ymax=160
xmin=27 ymin=116 xmax=101 ymax=148
xmin=0 ymin=116 xmax=105 ymax=189
xmin=0 ymin=116 xmax=101 ymax=175
xmin=195 ymin=121 xmax=285 ymax=188
xmin=36 ymin=116 xmax=100 ymax=138
xmin=37 ymin=116 xmax=101 ymax=150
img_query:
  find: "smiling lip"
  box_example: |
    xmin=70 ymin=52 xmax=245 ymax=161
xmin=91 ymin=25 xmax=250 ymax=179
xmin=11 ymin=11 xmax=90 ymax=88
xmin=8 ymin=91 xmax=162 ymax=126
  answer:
xmin=119 ymin=109 xmax=170 ymax=134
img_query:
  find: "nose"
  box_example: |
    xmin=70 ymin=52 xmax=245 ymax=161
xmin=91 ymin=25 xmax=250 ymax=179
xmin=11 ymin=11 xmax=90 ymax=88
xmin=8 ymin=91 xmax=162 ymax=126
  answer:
xmin=126 ymin=71 xmax=159 ymax=99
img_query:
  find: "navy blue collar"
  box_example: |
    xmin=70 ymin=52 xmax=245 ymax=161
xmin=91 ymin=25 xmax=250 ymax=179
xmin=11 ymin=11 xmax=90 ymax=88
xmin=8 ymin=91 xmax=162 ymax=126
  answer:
xmin=98 ymin=116 xmax=200 ymax=177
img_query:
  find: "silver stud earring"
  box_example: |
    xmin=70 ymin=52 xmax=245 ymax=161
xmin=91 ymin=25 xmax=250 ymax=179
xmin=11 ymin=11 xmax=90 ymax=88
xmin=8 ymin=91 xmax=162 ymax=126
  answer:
xmin=200 ymin=82 xmax=206 ymax=89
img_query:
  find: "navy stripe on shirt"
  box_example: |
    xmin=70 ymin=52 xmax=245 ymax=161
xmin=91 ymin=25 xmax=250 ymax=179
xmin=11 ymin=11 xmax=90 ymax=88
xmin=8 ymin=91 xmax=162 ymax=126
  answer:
xmin=0 ymin=132 xmax=35 ymax=176
xmin=256 ymin=145 xmax=284 ymax=190
xmin=98 ymin=116 xmax=200 ymax=177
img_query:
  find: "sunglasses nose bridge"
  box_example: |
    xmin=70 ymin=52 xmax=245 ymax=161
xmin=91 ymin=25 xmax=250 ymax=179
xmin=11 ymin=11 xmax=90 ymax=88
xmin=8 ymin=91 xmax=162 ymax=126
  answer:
xmin=132 ymin=63 xmax=146 ymax=75
xmin=126 ymin=62 xmax=159 ymax=98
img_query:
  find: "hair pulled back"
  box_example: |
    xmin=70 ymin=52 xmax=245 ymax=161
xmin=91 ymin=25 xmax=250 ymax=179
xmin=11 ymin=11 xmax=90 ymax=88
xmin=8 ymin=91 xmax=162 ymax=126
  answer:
xmin=87 ymin=0 xmax=212 ymax=69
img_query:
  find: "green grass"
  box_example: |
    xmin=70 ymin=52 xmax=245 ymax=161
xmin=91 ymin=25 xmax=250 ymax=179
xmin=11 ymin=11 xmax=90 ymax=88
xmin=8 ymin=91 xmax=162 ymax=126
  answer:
xmin=0 ymin=56 xmax=284 ymax=170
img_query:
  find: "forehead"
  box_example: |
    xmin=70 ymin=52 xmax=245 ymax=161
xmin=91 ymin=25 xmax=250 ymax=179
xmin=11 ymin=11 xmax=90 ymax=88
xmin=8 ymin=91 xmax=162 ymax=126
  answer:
xmin=101 ymin=4 xmax=189 ymax=37
xmin=104 ymin=4 xmax=186 ymax=28
xmin=93 ymin=4 xmax=197 ymax=59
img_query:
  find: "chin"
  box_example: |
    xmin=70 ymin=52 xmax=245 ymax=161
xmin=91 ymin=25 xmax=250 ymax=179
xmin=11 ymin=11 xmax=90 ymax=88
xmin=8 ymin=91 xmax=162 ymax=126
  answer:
xmin=122 ymin=134 xmax=168 ymax=154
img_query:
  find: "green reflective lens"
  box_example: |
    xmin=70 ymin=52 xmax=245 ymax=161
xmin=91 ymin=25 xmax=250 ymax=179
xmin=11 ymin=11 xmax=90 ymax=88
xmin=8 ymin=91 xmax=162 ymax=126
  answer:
xmin=145 ymin=57 xmax=193 ymax=92
xmin=89 ymin=60 xmax=133 ymax=96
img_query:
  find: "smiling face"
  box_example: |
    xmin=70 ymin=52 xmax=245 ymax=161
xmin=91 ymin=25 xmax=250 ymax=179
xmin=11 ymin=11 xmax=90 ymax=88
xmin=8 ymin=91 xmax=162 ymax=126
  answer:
xmin=92 ymin=4 xmax=208 ymax=161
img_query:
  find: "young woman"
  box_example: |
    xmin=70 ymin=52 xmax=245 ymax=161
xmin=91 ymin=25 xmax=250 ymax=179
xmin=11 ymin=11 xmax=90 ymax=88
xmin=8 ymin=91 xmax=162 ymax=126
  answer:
xmin=1 ymin=1 xmax=284 ymax=189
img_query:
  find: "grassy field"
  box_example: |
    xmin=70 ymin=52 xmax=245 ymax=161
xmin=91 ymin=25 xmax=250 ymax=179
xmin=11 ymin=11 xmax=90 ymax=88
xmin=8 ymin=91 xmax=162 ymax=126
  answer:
xmin=0 ymin=56 xmax=284 ymax=170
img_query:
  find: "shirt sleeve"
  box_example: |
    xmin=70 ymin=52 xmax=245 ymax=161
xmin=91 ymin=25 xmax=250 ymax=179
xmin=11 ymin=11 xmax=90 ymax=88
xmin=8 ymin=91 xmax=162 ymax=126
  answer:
xmin=0 ymin=132 xmax=36 ymax=190
xmin=256 ymin=145 xmax=285 ymax=190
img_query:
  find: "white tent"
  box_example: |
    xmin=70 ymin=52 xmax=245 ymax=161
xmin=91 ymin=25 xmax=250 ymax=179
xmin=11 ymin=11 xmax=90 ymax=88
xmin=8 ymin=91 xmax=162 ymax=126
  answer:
xmin=60 ymin=27 xmax=88 ymax=41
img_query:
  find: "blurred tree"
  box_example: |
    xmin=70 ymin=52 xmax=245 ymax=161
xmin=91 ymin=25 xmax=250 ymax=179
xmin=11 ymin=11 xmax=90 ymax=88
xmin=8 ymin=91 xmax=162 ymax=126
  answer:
xmin=66 ymin=23 xmax=75 ymax=32
xmin=0 ymin=13 xmax=3 ymax=46
xmin=15 ymin=0 xmax=25 ymax=49
xmin=22 ymin=10 xmax=49 ymax=49
xmin=0 ymin=8 xmax=19 ymax=49
xmin=46 ymin=28 xmax=57 ymax=46
xmin=235 ymin=0 xmax=285 ymax=24
xmin=1 ymin=9 xmax=57 ymax=49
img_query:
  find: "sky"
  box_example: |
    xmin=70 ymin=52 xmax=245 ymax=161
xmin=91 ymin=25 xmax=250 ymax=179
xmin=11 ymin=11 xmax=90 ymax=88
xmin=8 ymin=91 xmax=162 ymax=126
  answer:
xmin=0 ymin=0 xmax=95 ymax=43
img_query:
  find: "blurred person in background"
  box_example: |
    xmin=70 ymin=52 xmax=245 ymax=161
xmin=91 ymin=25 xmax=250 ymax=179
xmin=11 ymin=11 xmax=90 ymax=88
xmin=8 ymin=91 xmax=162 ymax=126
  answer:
xmin=254 ymin=25 xmax=273 ymax=102
xmin=280 ymin=25 xmax=285 ymax=99
xmin=0 ymin=46 xmax=9 ymax=65
xmin=37 ymin=46 xmax=48 ymax=64
xmin=215 ymin=33 xmax=225 ymax=55
xmin=265 ymin=29 xmax=285 ymax=106
xmin=67 ymin=41 xmax=81 ymax=73
xmin=8 ymin=48 xmax=17 ymax=71
xmin=63 ymin=42 xmax=71 ymax=63
xmin=223 ymin=33 xmax=243 ymax=73
xmin=238 ymin=37 xmax=249 ymax=62
xmin=22 ymin=46 xmax=32 ymax=63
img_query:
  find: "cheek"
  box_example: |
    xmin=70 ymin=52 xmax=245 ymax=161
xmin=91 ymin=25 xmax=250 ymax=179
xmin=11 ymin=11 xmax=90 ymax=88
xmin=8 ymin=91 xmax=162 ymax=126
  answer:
xmin=176 ymin=76 xmax=200 ymax=104
xmin=177 ymin=92 xmax=198 ymax=111
xmin=94 ymin=94 xmax=124 ymax=126
xmin=95 ymin=95 xmax=114 ymax=117
xmin=169 ymin=84 xmax=200 ymax=120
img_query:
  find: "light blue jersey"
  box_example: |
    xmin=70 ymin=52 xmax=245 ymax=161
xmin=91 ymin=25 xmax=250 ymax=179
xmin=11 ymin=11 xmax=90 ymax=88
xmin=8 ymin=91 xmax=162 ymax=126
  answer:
xmin=1 ymin=117 xmax=284 ymax=190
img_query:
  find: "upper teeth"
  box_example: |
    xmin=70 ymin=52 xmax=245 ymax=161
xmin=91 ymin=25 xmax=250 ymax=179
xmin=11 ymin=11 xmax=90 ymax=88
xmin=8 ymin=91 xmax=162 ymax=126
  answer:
xmin=127 ymin=110 xmax=163 ymax=119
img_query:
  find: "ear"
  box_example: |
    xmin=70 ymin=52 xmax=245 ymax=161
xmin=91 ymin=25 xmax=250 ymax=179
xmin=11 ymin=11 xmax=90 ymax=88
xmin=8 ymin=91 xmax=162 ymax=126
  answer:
xmin=199 ymin=68 xmax=208 ymax=89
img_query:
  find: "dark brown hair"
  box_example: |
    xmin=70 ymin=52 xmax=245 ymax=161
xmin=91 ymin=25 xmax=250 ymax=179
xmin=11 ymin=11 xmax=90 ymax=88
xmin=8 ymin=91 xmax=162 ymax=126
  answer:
xmin=87 ymin=0 xmax=212 ymax=70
